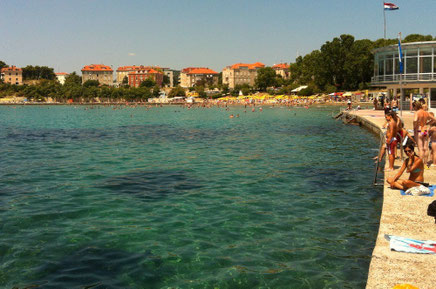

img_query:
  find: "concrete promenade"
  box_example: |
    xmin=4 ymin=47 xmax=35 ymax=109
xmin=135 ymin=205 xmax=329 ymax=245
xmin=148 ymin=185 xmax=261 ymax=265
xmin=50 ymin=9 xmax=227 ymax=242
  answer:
xmin=346 ymin=110 xmax=436 ymax=289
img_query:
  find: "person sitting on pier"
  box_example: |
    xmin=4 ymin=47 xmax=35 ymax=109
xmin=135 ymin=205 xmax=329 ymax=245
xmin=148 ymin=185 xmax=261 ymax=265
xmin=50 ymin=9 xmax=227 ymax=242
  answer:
xmin=387 ymin=143 xmax=424 ymax=190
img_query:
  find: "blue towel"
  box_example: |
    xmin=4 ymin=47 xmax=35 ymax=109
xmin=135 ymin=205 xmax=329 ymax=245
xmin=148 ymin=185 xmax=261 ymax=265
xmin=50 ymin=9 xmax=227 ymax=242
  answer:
xmin=400 ymin=185 xmax=435 ymax=196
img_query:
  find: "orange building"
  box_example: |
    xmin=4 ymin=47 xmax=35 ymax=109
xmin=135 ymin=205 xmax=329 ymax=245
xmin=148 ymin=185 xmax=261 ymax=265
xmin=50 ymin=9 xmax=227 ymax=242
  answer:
xmin=180 ymin=67 xmax=218 ymax=88
xmin=222 ymin=62 xmax=265 ymax=89
xmin=116 ymin=65 xmax=162 ymax=84
xmin=272 ymin=63 xmax=290 ymax=80
xmin=1 ymin=66 xmax=23 ymax=85
xmin=128 ymin=68 xmax=164 ymax=87
xmin=81 ymin=64 xmax=113 ymax=85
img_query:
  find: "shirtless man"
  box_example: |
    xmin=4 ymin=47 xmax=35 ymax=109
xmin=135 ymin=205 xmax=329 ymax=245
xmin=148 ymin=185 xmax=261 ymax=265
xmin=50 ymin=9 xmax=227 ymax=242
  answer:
xmin=391 ymin=97 xmax=398 ymax=112
xmin=413 ymin=102 xmax=436 ymax=165
xmin=386 ymin=112 xmax=399 ymax=171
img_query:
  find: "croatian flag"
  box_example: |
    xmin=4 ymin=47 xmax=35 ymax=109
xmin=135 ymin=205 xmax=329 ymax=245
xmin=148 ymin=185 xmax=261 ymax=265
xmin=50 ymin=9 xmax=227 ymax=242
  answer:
xmin=384 ymin=2 xmax=399 ymax=10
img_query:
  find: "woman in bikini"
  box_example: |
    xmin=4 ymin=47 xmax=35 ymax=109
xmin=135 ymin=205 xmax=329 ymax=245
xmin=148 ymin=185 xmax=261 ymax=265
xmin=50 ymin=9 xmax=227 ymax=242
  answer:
xmin=387 ymin=143 xmax=424 ymax=190
xmin=413 ymin=101 xmax=436 ymax=165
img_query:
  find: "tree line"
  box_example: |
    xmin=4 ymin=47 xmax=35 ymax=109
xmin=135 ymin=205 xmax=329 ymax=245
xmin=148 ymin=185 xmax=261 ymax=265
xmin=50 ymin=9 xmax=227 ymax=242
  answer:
xmin=0 ymin=72 xmax=162 ymax=102
xmin=1 ymin=33 xmax=434 ymax=101
xmin=289 ymin=33 xmax=435 ymax=93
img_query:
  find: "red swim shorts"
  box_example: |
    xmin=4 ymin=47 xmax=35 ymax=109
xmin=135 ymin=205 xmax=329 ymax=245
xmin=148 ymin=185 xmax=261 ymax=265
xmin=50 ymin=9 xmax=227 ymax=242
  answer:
xmin=387 ymin=139 xmax=398 ymax=155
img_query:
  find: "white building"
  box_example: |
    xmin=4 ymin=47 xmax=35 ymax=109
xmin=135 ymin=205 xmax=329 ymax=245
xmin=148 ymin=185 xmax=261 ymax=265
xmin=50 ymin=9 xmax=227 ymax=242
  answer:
xmin=372 ymin=41 xmax=436 ymax=110
xmin=55 ymin=72 xmax=69 ymax=85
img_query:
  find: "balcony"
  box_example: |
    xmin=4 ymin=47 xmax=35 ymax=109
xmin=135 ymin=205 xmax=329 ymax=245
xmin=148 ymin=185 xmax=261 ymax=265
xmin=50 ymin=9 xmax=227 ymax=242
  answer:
xmin=371 ymin=72 xmax=436 ymax=85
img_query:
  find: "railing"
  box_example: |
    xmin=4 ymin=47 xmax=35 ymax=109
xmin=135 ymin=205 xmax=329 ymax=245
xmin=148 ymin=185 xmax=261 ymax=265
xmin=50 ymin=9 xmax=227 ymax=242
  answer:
xmin=371 ymin=73 xmax=436 ymax=84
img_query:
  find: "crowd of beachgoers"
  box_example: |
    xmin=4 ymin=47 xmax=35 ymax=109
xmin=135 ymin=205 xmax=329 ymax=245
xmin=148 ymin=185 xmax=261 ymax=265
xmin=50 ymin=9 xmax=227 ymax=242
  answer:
xmin=373 ymin=97 xmax=436 ymax=195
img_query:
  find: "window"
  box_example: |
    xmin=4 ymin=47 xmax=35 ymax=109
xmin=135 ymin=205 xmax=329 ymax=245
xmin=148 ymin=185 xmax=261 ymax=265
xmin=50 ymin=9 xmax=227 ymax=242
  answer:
xmin=406 ymin=49 xmax=418 ymax=57
xmin=406 ymin=57 xmax=417 ymax=74
xmin=420 ymin=57 xmax=432 ymax=73
xmin=433 ymin=56 xmax=436 ymax=73
xmin=378 ymin=59 xmax=384 ymax=75
xmin=419 ymin=48 xmax=432 ymax=56
xmin=386 ymin=58 xmax=393 ymax=75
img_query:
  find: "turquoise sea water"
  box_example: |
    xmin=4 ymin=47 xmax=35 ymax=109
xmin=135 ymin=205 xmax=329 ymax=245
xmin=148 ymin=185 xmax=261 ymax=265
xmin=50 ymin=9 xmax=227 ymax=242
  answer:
xmin=0 ymin=105 xmax=382 ymax=289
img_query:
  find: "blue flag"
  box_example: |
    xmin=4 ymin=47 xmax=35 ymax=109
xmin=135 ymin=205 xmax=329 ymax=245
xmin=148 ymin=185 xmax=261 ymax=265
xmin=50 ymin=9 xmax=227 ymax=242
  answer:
xmin=398 ymin=38 xmax=404 ymax=73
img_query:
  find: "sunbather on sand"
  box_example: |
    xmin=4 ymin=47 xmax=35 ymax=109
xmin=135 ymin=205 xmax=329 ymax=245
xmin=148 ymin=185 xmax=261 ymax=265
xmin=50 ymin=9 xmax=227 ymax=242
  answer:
xmin=387 ymin=143 xmax=424 ymax=190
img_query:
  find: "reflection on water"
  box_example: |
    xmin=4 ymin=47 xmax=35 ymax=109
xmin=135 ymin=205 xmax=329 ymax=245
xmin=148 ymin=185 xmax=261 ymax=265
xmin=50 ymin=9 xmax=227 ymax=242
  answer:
xmin=0 ymin=106 xmax=382 ymax=288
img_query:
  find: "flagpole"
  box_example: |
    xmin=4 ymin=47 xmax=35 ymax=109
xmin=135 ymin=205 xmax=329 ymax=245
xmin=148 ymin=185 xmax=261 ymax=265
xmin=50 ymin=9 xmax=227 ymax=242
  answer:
xmin=383 ymin=2 xmax=386 ymax=39
xmin=399 ymin=32 xmax=403 ymax=117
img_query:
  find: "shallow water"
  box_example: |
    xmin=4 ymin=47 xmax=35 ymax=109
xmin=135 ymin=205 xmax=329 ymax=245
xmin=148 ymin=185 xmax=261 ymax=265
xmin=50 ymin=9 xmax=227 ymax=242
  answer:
xmin=0 ymin=105 xmax=382 ymax=288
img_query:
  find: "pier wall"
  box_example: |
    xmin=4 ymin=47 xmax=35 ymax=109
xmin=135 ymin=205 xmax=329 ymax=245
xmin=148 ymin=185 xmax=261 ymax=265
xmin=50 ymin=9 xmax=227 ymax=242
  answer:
xmin=343 ymin=111 xmax=436 ymax=289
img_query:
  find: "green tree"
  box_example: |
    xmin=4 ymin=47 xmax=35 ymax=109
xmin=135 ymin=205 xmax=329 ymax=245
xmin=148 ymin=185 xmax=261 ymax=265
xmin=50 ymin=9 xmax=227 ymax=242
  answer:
xmin=168 ymin=86 xmax=186 ymax=97
xmin=404 ymin=34 xmax=433 ymax=43
xmin=64 ymin=72 xmax=82 ymax=86
xmin=22 ymin=65 xmax=56 ymax=80
xmin=152 ymin=85 xmax=160 ymax=97
xmin=162 ymin=75 xmax=170 ymax=86
xmin=195 ymin=85 xmax=207 ymax=98
xmin=255 ymin=67 xmax=278 ymax=91
xmin=221 ymin=83 xmax=229 ymax=94
xmin=140 ymin=78 xmax=156 ymax=88
xmin=234 ymin=83 xmax=251 ymax=96
xmin=218 ymin=72 xmax=223 ymax=85
xmin=0 ymin=60 xmax=7 ymax=70
xmin=122 ymin=76 xmax=129 ymax=85
xmin=83 ymin=80 xmax=100 ymax=87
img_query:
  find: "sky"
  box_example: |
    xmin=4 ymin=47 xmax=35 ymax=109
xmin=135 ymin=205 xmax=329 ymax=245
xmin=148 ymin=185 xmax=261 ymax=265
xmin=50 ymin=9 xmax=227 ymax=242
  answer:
xmin=0 ymin=0 xmax=435 ymax=74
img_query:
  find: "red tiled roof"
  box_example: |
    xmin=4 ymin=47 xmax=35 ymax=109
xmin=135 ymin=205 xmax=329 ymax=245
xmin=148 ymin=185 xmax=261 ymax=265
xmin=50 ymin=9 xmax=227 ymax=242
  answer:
xmin=230 ymin=62 xmax=265 ymax=69
xmin=1 ymin=66 xmax=22 ymax=72
xmin=181 ymin=67 xmax=198 ymax=73
xmin=147 ymin=69 xmax=161 ymax=74
xmin=55 ymin=72 xmax=69 ymax=75
xmin=117 ymin=65 xmax=161 ymax=71
xmin=81 ymin=64 xmax=113 ymax=72
xmin=272 ymin=63 xmax=289 ymax=69
xmin=184 ymin=67 xmax=218 ymax=75
xmin=129 ymin=68 xmax=163 ymax=75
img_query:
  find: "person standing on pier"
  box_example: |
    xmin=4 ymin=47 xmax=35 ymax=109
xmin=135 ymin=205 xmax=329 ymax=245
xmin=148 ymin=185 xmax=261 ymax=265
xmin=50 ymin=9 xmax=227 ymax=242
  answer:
xmin=385 ymin=112 xmax=398 ymax=171
xmin=413 ymin=101 xmax=436 ymax=166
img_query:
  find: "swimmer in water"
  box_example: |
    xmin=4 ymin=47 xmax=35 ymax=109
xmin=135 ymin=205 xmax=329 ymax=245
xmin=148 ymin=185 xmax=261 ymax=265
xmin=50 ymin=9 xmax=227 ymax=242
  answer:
xmin=229 ymin=114 xmax=234 ymax=118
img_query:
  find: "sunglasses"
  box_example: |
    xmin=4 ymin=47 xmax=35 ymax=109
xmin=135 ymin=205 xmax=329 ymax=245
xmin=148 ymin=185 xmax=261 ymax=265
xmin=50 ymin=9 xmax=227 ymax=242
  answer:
xmin=404 ymin=149 xmax=413 ymax=153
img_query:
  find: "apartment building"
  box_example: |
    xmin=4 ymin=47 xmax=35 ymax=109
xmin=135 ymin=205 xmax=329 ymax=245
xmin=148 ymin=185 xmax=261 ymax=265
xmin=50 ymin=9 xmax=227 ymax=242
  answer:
xmin=222 ymin=62 xmax=264 ymax=89
xmin=272 ymin=63 xmax=290 ymax=80
xmin=81 ymin=64 xmax=113 ymax=85
xmin=1 ymin=66 xmax=22 ymax=85
xmin=128 ymin=68 xmax=164 ymax=87
xmin=180 ymin=67 xmax=218 ymax=88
